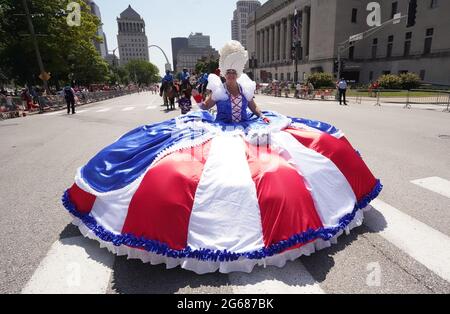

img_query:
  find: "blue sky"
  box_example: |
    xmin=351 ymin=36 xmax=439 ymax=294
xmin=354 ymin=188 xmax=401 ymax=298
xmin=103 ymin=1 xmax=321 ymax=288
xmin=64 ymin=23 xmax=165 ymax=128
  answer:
xmin=94 ymin=0 xmax=268 ymax=76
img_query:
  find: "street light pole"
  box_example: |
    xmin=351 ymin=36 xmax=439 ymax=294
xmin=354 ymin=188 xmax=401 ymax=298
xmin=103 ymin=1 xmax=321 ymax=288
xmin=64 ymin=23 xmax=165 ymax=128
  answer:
xmin=22 ymin=0 xmax=49 ymax=93
xmin=336 ymin=14 xmax=407 ymax=80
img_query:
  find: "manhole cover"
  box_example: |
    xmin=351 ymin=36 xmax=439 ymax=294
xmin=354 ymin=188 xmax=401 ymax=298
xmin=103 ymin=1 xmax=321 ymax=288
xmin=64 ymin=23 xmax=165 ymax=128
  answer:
xmin=438 ymin=135 xmax=450 ymax=139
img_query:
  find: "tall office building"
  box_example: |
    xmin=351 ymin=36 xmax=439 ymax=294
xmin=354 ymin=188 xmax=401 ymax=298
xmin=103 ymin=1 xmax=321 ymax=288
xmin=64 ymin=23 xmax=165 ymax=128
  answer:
xmin=86 ymin=0 xmax=107 ymax=58
xmin=171 ymin=37 xmax=189 ymax=73
xmin=231 ymin=0 xmax=261 ymax=48
xmin=117 ymin=5 xmax=149 ymax=65
xmin=188 ymin=33 xmax=211 ymax=48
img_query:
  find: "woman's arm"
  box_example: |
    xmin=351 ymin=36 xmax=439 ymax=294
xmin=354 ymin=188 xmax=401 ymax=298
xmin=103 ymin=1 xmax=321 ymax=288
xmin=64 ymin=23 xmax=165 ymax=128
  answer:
xmin=192 ymin=89 xmax=215 ymax=110
xmin=248 ymin=99 xmax=270 ymax=123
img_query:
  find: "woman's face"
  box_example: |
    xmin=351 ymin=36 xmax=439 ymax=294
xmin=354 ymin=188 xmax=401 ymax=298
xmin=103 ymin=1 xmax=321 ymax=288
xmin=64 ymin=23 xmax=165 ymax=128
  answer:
xmin=225 ymin=69 xmax=238 ymax=84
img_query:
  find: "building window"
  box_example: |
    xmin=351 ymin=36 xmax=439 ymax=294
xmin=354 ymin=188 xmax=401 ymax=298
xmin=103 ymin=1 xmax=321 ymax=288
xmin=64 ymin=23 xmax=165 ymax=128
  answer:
xmin=383 ymin=71 xmax=391 ymax=75
xmin=281 ymin=73 xmax=284 ymax=81
xmin=351 ymin=8 xmax=358 ymax=23
xmin=407 ymin=0 xmax=417 ymax=27
xmin=391 ymin=2 xmax=398 ymax=19
xmin=387 ymin=35 xmax=394 ymax=58
xmin=419 ymin=70 xmax=426 ymax=80
xmin=372 ymin=38 xmax=378 ymax=59
xmin=349 ymin=46 xmax=355 ymax=60
xmin=430 ymin=0 xmax=438 ymax=8
xmin=424 ymin=28 xmax=433 ymax=54
xmin=404 ymin=32 xmax=412 ymax=56
xmin=369 ymin=71 xmax=374 ymax=81
xmin=287 ymin=73 xmax=291 ymax=81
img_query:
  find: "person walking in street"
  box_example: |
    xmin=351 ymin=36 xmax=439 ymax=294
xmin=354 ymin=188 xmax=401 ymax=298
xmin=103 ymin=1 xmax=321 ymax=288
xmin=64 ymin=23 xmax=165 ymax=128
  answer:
xmin=64 ymin=84 xmax=76 ymax=114
xmin=337 ymin=77 xmax=348 ymax=106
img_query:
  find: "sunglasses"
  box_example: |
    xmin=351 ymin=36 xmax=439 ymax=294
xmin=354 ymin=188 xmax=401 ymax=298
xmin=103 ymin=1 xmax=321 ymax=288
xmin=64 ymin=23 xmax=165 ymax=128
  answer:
xmin=226 ymin=70 xmax=237 ymax=75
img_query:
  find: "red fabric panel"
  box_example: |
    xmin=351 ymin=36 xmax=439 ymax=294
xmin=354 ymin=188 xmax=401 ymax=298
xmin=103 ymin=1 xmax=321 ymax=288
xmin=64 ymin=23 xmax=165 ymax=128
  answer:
xmin=68 ymin=183 xmax=96 ymax=215
xmin=246 ymin=144 xmax=323 ymax=248
xmin=285 ymin=128 xmax=378 ymax=201
xmin=122 ymin=142 xmax=211 ymax=251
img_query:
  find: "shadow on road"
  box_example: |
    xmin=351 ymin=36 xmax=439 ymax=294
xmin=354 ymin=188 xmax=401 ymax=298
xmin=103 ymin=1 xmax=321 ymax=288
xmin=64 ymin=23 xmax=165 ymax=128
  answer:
xmin=58 ymin=205 xmax=387 ymax=294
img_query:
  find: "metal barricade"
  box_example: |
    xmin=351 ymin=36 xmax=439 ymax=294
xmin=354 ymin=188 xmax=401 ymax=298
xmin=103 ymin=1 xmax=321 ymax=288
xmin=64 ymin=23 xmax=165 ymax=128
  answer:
xmin=405 ymin=89 xmax=450 ymax=111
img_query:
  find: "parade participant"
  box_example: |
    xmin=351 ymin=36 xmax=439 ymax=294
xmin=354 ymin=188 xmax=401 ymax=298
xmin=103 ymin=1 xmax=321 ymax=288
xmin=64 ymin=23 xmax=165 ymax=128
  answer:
xmin=181 ymin=68 xmax=191 ymax=90
xmin=62 ymin=40 xmax=382 ymax=274
xmin=63 ymin=84 xmax=76 ymax=114
xmin=178 ymin=89 xmax=192 ymax=115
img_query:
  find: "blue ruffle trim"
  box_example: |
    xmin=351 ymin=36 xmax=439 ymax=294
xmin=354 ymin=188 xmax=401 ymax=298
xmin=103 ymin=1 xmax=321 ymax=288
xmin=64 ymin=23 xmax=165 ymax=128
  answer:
xmin=62 ymin=180 xmax=383 ymax=262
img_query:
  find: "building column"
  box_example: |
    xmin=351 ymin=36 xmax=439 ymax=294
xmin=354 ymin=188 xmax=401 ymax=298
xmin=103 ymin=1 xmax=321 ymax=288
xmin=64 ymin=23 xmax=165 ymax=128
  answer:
xmin=281 ymin=18 xmax=286 ymax=60
xmin=302 ymin=7 xmax=310 ymax=58
xmin=286 ymin=15 xmax=292 ymax=61
xmin=260 ymin=30 xmax=265 ymax=65
xmin=274 ymin=21 xmax=280 ymax=61
xmin=268 ymin=25 xmax=273 ymax=64
xmin=265 ymin=27 xmax=270 ymax=64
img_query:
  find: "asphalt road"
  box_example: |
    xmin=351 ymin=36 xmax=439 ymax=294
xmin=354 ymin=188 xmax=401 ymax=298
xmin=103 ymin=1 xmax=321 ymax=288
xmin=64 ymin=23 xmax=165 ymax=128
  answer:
xmin=1 ymin=92 xmax=449 ymax=294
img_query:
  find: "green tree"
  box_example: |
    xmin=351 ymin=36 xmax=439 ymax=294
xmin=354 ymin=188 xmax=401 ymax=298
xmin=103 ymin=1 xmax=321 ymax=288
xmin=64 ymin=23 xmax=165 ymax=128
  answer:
xmin=195 ymin=57 xmax=219 ymax=74
xmin=378 ymin=74 xmax=402 ymax=89
xmin=124 ymin=60 xmax=159 ymax=86
xmin=399 ymin=72 xmax=421 ymax=90
xmin=307 ymin=72 xmax=334 ymax=89
xmin=0 ymin=0 xmax=109 ymax=88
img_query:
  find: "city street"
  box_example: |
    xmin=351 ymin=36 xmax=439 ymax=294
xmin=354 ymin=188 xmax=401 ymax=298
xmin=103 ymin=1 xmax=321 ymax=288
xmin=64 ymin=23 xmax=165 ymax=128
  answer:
xmin=1 ymin=92 xmax=449 ymax=294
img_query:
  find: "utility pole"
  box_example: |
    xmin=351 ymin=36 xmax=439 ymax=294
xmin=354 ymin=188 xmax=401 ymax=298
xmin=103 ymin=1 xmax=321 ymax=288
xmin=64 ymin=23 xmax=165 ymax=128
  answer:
xmin=22 ymin=0 xmax=49 ymax=93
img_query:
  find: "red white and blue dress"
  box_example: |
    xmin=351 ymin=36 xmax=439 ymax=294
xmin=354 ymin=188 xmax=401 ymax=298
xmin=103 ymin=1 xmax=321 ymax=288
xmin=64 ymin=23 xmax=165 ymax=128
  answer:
xmin=62 ymin=74 xmax=382 ymax=274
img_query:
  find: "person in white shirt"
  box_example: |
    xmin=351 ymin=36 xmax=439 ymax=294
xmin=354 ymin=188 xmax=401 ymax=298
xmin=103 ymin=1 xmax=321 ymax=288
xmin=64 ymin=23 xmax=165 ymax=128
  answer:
xmin=336 ymin=78 xmax=348 ymax=106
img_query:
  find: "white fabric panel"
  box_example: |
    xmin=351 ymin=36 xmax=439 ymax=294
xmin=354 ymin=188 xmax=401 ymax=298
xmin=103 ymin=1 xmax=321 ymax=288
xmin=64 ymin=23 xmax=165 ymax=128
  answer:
xmin=90 ymin=182 xmax=140 ymax=235
xmin=188 ymin=134 xmax=265 ymax=253
xmin=271 ymin=132 xmax=357 ymax=227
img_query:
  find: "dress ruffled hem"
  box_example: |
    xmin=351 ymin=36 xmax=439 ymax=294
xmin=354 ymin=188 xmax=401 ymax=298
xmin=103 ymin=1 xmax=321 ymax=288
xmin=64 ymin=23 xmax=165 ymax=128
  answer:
xmin=62 ymin=181 xmax=382 ymax=274
xmin=72 ymin=208 xmax=367 ymax=275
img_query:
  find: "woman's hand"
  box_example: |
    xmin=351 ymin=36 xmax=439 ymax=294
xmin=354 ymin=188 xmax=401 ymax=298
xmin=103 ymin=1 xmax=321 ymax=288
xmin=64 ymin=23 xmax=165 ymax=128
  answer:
xmin=262 ymin=116 xmax=271 ymax=124
xmin=191 ymin=89 xmax=203 ymax=103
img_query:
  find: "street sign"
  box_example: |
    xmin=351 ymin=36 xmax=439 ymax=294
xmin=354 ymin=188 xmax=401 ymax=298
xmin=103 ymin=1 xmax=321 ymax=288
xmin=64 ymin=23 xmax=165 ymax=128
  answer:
xmin=393 ymin=13 xmax=402 ymax=24
xmin=349 ymin=32 xmax=364 ymax=42
xmin=39 ymin=71 xmax=51 ymax=81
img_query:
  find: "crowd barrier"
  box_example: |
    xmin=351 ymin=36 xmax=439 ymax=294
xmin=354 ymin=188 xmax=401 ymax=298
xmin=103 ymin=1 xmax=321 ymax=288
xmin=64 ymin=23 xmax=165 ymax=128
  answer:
xmin=0 ymin=88 xmax=146 ymax=120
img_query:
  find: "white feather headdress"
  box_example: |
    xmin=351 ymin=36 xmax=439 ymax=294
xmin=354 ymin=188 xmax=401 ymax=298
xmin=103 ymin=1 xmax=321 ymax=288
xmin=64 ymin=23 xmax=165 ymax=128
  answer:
xmin=219 ymin=40 xmax=248 ymax=77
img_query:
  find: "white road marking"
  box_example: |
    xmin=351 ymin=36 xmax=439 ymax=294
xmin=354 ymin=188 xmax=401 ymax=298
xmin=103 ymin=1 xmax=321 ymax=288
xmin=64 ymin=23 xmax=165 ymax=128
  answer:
xmin=96 ymin=108 xmax=111 ymax=113
xmin=229 ymin=261 xmax=324 ymax=294
xmin=146 ymin=105 xmax=157 ymax=110
xmin=411 ymin=177 xmax=450 ymax=199
xmin=46 ymin=111 xmax=64 ymax=116
xmin=76 ymin=110 xmax=89 ymax=114
xmin=22 ymin=236 xmax=115 ymax=294
xmin=365 ymin=199 xmax=450 ymax=282
xmin=122 ymin=107 xmax=135 ymax=112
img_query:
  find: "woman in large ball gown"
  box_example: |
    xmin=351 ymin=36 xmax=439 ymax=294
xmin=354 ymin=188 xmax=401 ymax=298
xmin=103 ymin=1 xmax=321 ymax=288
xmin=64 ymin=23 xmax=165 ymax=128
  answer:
xmin=62 ymin=41 xmax=382 ymax=274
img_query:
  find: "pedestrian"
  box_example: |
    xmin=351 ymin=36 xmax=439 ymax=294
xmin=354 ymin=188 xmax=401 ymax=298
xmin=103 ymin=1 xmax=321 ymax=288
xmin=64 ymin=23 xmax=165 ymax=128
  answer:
xmin=64 ymin=83 xmax=76 ymax=114
xmin=307 ymin=81 xmax=315 ymax=100
xmin=336 ymin=77 xmax=348 ymax=106
xmin=295 ymin=82 xmax=301 ymax=99
xmin=178 ymin=89 xmax=192 ymax=115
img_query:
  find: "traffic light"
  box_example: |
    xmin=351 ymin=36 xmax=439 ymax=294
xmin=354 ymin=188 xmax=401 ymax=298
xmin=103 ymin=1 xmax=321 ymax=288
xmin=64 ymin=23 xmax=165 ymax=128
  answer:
xmin=407 ymin=0 xmax=417 ymax=27
xmin=333 ymin=59 xmax=339 ymax=73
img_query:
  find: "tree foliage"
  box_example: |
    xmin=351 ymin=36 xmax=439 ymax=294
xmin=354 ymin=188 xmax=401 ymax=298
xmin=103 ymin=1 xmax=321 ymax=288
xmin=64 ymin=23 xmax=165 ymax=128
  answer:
xmin=0 ymin=0 xmax=109 ymax=87
xmin=306 ymin=72 xmax=335 ymax=89
xmin=124 ymin=60 xmax=160 ymax=86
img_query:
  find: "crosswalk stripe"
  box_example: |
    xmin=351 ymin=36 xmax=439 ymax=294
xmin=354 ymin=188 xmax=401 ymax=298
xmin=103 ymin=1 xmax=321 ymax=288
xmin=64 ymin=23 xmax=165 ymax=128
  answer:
xmin=411 ymin=177 xmax=450 ymax=199
xmin=365 ymin=199 xmax=450 ymax=282
xmin=228 ymin=261 xmax=324 ymax=294
xmin=122 ymin=107 xmax=135 ymax=112
xmin=22 ymin=236 xmax=114 ymax=294
xmin=96 ymin=108 xmax=111 ymax=113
